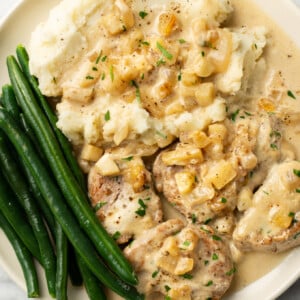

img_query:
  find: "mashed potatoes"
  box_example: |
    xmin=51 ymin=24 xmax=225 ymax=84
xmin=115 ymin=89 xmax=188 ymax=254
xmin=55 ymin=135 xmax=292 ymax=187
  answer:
xmin=29 ymin=0 xmax=266 ymax=174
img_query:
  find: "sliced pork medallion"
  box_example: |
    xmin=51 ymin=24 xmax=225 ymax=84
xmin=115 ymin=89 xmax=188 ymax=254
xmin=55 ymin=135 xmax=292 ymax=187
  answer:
xmin=124 ymin=219 xmax=234 ymax=300
xmin=153 ymin=117 xmax=261 ymax=228
xmin=88 ymin=160 xmax=163 ymax=244
xmin=233 ymin=160 xmax=300 ymax=253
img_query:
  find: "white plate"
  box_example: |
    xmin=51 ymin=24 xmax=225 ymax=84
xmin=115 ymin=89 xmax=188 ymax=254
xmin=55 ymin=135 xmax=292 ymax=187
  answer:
xmin=0 ymin=1 xmax=300 ymax=299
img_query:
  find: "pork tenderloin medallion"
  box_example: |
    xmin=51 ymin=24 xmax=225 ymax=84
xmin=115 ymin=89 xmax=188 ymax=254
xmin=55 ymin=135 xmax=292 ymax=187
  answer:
xmin=88 ymin=162 xmax=163 ymax=244
xmin=153 ymin=117 xmax=261 ymax=228
xmin=233 ymin=160 xmax=300 ymax=252
xmin=153 ymin=112 xmax=282 ymax=230
xmin=124 ymin=219 xmax=235 ymax=300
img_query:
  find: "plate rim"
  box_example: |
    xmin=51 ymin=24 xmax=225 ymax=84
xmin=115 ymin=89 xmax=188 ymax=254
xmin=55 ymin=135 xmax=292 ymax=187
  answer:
xmin=0 ymin=0 xmax=24 ymax=29
xmin=0 ymin=0 xmax=300 ymax=299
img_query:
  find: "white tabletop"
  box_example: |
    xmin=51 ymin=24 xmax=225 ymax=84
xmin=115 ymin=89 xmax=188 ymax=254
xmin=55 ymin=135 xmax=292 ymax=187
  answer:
xmin=1 ymin=0 xmax=300 ymax=299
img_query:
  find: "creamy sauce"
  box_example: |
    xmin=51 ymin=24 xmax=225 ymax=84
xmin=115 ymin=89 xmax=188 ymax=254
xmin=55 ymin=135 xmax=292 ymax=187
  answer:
xmin=226 ymin=251 xmax=288 ymax=293
xmin=160 ymin=0 xmax=300 ymax=295
xmin=156 ymin=0 xmax=300 ymax=294
xmin=227 ymin=0 xmax=300 ymax=292
xmin=25 ymin=0 xmax=300 ymax=298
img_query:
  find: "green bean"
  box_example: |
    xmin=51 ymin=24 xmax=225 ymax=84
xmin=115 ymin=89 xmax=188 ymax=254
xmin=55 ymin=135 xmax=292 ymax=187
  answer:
xmin=68 ymin=245 xmax=83 ymax=287
xmin=56 ymin=222 xmax=68 ymax=300
xmin=1 ymin=83 xmax=56 ymax=236
xmin=16 ymin=45 xmax=86 ymax=192
xmin=2 ymin=83 xmax=78 ymax=289
xmin=1 ymin=84 xmax=20 ymax=117
xmin=0 ymin=107 xmax=143 ymax=299
xmin=0 ymin=131 xmax=56 ymax=297
xmin=76 ymin=253 xmax=107 ymax=300
xmin=0 ymin=168 xmax=42 ymax=263
xmin=7 ymin=54 xmax=137 ymax=286
xmin=0 ymin=212 xmax=39 ymax=298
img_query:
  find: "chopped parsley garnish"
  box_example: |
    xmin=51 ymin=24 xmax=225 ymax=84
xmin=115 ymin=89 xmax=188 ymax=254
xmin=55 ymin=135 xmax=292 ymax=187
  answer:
xmin=122 ymin=25 xmax=127 ymax=31
xmin=212 ymin=235 xmax=222 ymax=241
xmin=178 ymin=70 xmax=182 ymax=81
xmin=270 ymin=143 xmax=278 ymax=150
xmin=287 ymin=90 xmax=296 ymax=99
xmin=191 ymin=213 xmax=197 ymax=224
xmin=205 ymin=280 xmax=213 ymax=287
xmin=92 ymin=66 xmax=98 ymax=71
xmin=130 ymin=80 xmax=141 ymax=102
xmin=109 ymin=65 xmax=114 ymax=82
xmin=221 ymin=197 xmax=227 ymax=203
xmin=289 ymin=212 xmax=295 ymax=218
xmin=156 ymin=58 xmax=166 ymax=66
xmin=141 ymin=73 xmax=145 ymax=80
xmin=85 ymin=75 xmax=94 ymax=80
xmin=230 ymin=109 xmax=240 ymax=122
xmin=164 ymin=285 xmax=171 ymax=292
xmin=226 ymin=267 xmax=237 ymax=276
xmin=152 ymin=270 xmax=159 ymax=278
xmin=135 ymin=199 xmax=147 ymax=217
xmin=179 ymin=38 xmax=186 ymax=44
xmin=212 ymin=253 xmax=219 ymax=260
xmin=165 ymin=296 xmax=171 ymax=300
xmin=140 ymin=40 xmax=150 ymax=46
xmin=270 ymin=130 xmax=281 ymax=138
xmin=182 ymin=240 xmax=191 ymax=247
xmin=101 ymin=73 xmax=106 ymax=80
xmin=204 ymin=218 xmax=212 ymax=225
xmin=130 ymin=80 xmax=139 ymax=88
xmin=94 ymin=202 xmax=107 ymax=212
xmin=104 ymin=110 xmax=110 ymax=121
xmin=101 ymin=55 xmax=107 ymax=62
xmin=263 ymin=190 xmax=269 ymax=195
xmin=156 ymin=42 xmax=173 ymax=60
xmin=294 ymin=232 xmax=300 ymax=240
xmin=139 ymin=198 xmax=147 ymax=207
xmin=139 ymin=11 xmax=148 ymax=19
xmin=200 ymin=226 xmax=211 ymax=233
xmin=95 ymin=50 xmax=103 ymax=64
xmin=244 ymin=111 xmax=253 ymax=116
xmin=181 ymin=273 xmax=193 ymax=279
xmin=156 ymin=130 xmax=167 ymax=139
xmin=201 ymin=51 xmax=205 ymax=57
xmin=122 ymin=156 xmax=133 ymax=161
xmin=296 ymin=188 xmax=300 ymax=193
xmin=204 ymin=260 xmax=209 ymax=266
xmin=135 ymin=207 xmax=146 ymax=217
xmin=293 ymin=169 xmax=300 ymax=177
xmin=112 ymin=231 xmax=121 ymax=240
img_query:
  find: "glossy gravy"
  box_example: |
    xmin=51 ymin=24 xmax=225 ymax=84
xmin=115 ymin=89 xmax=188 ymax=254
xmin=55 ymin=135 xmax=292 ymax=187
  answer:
xmin=227 ymin=0 xmax=300 ymax=293
xmin=105 ymin=0 xmax=300 ymax=298
xmin=21 ymin=0 xmax=300 ymax=298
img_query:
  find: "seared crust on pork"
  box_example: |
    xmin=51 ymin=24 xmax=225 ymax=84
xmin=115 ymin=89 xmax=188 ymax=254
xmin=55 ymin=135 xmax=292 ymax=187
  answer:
xmin=124 ymin=219 xmax=234 ymax=300
xmin=88 ymin=166 xmax=163 ymax=243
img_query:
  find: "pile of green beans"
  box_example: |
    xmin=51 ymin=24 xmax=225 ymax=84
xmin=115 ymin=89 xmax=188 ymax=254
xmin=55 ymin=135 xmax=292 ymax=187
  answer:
xmin=0 ymin=45 xmax=142 ymax=300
